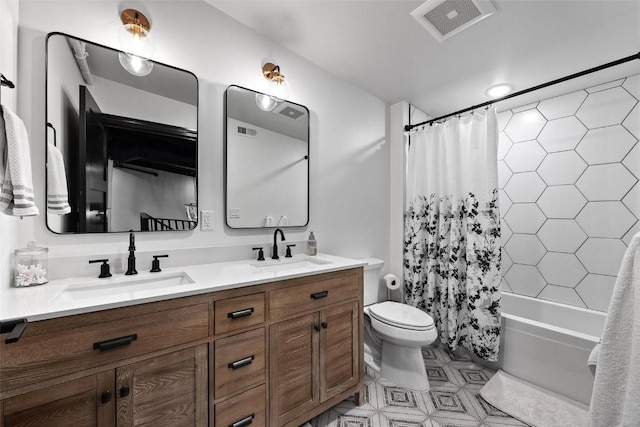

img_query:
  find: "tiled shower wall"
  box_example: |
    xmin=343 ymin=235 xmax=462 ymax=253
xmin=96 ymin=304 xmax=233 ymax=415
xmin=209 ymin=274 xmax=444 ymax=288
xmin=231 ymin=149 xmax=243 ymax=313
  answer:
xmin=498 ymin=74 xmax=640 ymax=312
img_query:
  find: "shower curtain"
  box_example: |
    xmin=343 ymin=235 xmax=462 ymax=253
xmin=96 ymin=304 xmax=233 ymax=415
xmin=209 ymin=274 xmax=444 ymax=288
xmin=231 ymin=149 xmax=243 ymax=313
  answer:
xmin=404 ymin=109 xmax=502 ymax=361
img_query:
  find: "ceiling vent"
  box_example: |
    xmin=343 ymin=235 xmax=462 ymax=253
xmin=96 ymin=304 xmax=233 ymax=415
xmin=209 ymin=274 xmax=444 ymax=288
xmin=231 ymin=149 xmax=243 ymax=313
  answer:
xmin=273 ymin=103 xmax=306 ymax=121
xmin=237 ymin=126 xmax=257 ymax=137
xmin=411 ymin=0 xmax=496 ymax=42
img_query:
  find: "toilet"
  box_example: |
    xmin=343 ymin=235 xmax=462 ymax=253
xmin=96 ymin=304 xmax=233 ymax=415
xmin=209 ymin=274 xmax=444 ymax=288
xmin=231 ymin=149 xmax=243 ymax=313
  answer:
xmin=362 ymin=258 xmax=437 ymax=391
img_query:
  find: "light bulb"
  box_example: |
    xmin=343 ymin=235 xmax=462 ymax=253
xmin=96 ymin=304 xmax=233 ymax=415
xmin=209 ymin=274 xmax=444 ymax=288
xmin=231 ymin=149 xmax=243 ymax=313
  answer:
xmin=118 ymin=52 xmax=153 ymax=76
xmin=118 ymin=23 xmax=154 ymax=59
xmin=486 ymin=84 xmax=513 ymax=98
xmin=255 ymin=93 xmax=278 ymax=112
xmin=269 ymin=78 xmax=290 ymax=102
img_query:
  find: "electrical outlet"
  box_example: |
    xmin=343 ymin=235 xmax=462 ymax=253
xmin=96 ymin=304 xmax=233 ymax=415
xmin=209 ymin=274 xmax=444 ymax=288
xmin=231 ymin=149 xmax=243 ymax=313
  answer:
xmin=201 ymin=210 xmax=214 ymax=231
xmin=230 ymin=208 xmax=240 ymax=218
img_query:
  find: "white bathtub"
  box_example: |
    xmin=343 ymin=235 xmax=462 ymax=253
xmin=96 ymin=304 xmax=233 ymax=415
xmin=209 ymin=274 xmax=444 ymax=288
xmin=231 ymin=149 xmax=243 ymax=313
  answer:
xmin=482 ymin=292 xmax=606 ymax=405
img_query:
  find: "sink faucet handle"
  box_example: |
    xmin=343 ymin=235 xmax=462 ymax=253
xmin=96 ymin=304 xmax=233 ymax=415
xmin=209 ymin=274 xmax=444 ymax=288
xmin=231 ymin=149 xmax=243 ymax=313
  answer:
xmin=150 ymin=254 xmax=169 ymax=273
xmin=285 ymin=244 xmax=296 ymax=258
xmin=252 ymin=247 xmax=265 ymax=261
xmin=89 ymin=259 xmax=112 ymax=279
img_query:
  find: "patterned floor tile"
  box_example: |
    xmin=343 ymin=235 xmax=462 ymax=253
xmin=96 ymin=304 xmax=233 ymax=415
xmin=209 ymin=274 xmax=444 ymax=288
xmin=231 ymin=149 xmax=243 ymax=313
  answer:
xmin=331 ymin=409 xmax=381 ymax=427
xmin=429 ymin=411 xmax=483 ymax=426
xmin=379 ymin=412 xmax=430 ymax=427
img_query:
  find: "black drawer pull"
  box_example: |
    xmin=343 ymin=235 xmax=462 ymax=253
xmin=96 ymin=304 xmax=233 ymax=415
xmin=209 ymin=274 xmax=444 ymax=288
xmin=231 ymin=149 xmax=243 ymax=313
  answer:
xmin=120 ymin=385 xmax=130 ymax=398
xmin=321 ymin=322 xmax=328 ymax=329
xmin=101 ymin=390 xmax=112 ymax=404
xmin=230 ymin=414 xmax=254 ymax=427
xmin=93 ymin=334 xmax=137 ymax=351
xmin=311 ymin=291 xmax=328 ymax=300
xmin=228 ymin=308 xmax=254 ymax=319
xmin=1 ymin=318 xmax=28 ymax=344
xmin=228 ymin=355 xmax=254 ymax=370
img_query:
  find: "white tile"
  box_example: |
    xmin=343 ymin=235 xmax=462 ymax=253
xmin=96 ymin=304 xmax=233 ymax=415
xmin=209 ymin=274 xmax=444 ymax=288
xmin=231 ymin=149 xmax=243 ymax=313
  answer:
xmin=537 ymin=116 xmax=587 ymax=152
xmin=537 ymin=285 xmax=587 ymax=308
xmin=623 ymin=143 xmax=640 ymax=179
xmin=576 ymin=238 xmax=628 ymax=275
xmin=503 ymin=203 xmax=546 ymax=234
xmin=500 ymin=278 xmax=512 ymax=293
xmin=512 ymin=103 xmax=539 ymax=113
xmin=623 ymin=183 xmax=640 ymax=218
xmin=623 ymin=221 xmax=640 ymax=246
xmin=497 ymin=110 xmax=513 ymax=132
xmin=501 ymin=221 xmax=513 ymax=244
xmin=498 ymin=190 xmax=512 ymax=218
xmin=504 ymin=109 xmax=547 ymax=143
xmin=504 ymin=234 xmax=546 ymax=265
xmin=504 ymin=265 xmax=546 ymax=297
xmin=576 ymin=164 xmax=637 ymax=201
xmin=504 ymin=172 xmax=546 ymax=203
xmin=538 ymin=253 xmax=587 ymax=287
xmin=537 ymin=185 xmax=587 ymax=218
xmin=504 ymin=140 xmax=546 ymax=172
xmin=575 ymin=274 xmax=617 ymax=312
xmin=537 ymin=151 xmax=587 ymax=185
xmin=622 ymin=103 xmax=640 ymax=140
xmin=586 ymin=79 xmax=625 ymax=94
xmin=576 ymin=87 xmax=637 ymax=128
xmin=576 ymin=201 xmax=637 ymax=238
xmin=538 ymin=90 xmax=587 ymax=120
xmin=497 ymin=132 xmax=513 ymax=161
xmin=497 ymin=161 xmax=512 ymax=189
xmin=502 ymin=252 xmax=513 ymax=275
xmin=538 ymin=219 xmax=587 ymax=252
xmin=576 ymin=125 xmax=637 ymax=165
xmin=622 ymin=74 xmax=640 ymax=100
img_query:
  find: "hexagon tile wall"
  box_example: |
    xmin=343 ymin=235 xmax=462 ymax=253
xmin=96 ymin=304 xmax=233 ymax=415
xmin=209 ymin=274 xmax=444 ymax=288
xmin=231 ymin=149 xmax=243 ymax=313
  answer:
xmin=499 ymin=74 xmax=640 ymax=312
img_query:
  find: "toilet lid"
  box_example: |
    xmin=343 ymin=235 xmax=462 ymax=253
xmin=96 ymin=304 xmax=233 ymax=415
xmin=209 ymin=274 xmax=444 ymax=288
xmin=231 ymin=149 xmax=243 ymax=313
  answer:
xmin=368 ymin=301 xmax=434 ymax=331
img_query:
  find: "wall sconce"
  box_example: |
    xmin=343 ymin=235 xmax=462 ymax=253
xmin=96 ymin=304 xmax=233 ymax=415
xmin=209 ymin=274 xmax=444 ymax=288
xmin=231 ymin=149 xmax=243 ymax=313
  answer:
xmin=256 ymin=62 xmax=290 ymax=111
xmin=118 ymin=9 xmax=155 ymax=76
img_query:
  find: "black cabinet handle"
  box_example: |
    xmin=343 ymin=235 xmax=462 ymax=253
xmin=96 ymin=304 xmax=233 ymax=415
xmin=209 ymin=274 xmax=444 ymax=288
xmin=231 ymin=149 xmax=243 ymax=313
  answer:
xmin=101 ymin=390 xmax=112 ymax=404
xmin=1 ymin=318 xmax=28 ymax=344
xmin=120 ymin=385 xmax=130 ymax=398
xmin=228 ymin=308 xmax=254 ymax=319
xmin=93 ymin=334 xmax=137 ymax=351
xmin=310 ymin=291 xmax=328 ymax=300
xmin=321 ymin=322 xmax=328 ymax=329
xmin=314 ymin=324 xmax=321 ymax=332
xmin=229 ymin=414 xmax=254 ymax=427
xmin=228 ymin=355 xmax=254 ymax=370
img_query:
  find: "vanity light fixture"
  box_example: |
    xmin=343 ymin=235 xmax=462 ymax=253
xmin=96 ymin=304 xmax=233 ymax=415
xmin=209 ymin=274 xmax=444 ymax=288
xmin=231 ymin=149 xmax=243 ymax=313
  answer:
xmin=486 ymin=83 xmax=513 ymax=98
xmin=118 ymin=8 xmax=155 ymax=76
xmin=256 ymin=62 xmax=290 ymax=111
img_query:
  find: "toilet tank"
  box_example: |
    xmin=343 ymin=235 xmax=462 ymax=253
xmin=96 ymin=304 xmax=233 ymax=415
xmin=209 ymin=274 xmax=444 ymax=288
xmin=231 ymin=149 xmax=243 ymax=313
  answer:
xmin=362 ymin=258 xmax=385 ymax=306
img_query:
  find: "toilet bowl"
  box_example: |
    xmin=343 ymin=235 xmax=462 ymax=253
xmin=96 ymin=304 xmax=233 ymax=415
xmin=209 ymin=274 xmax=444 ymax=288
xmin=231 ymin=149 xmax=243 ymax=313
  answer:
xmin=362 ymin=259 xmax=438 ymax=391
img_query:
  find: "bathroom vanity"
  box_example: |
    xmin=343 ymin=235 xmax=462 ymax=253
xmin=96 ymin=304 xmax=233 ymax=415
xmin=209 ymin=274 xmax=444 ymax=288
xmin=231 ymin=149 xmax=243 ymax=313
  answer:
xmin=0 ymin=255 xmax=364 ymax=427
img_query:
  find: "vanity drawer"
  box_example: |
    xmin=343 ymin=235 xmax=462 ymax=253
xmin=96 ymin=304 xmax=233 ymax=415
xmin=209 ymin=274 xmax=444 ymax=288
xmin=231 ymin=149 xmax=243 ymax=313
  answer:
xmin=214 ymin=384 xmax=266 ymax=427
xmin=269 ymin=272 xmax=360 ymax=320
xmin=0 ymin=303 xmax=209 ymax=392
xmin=214 ymin=327 xmax=266 ymax=398
xmin=215 ymin=293 xmax=265 ymax=335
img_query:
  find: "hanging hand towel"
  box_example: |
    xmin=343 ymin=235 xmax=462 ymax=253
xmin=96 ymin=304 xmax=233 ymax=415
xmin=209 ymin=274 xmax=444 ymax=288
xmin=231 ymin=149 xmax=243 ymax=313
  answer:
xmin=588 ymin=232 xmax=640 ymax=426
xmin=0 ymin=105 xmax=39 ymax=216
xmin=46 ymin=143 xmax=71 ymax=215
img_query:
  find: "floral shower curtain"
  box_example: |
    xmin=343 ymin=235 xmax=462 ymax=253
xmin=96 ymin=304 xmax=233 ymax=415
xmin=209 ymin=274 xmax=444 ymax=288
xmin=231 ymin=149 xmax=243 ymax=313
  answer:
xmin=404 ymin=109 xmax=502 ymax=361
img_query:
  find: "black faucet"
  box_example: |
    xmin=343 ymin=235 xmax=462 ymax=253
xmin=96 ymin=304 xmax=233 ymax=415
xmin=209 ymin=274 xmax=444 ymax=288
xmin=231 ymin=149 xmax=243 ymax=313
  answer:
xmin=272 ymin=228 xmax=286 ymax=260
xmin=125 ymin=230 xmax=138 ymax=275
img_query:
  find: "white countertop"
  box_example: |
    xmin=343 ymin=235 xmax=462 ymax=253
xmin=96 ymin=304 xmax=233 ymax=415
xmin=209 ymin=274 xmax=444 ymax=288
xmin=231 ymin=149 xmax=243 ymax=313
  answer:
xmin=0 ymin=253 xmax=366 ymax=322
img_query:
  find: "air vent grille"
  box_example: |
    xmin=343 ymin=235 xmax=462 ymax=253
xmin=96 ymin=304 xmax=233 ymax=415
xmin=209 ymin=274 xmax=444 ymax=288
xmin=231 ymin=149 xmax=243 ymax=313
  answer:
xmin=237 ymin=126 xmax=257 ymax=137
xmin=274 ymin=104 xmax=306 ymax=121
xmin=411 ymin=0 xmax=496 ymax=42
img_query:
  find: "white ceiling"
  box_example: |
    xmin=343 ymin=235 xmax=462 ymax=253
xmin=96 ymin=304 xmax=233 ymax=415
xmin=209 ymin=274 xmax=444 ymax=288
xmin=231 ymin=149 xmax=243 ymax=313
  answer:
xmin=207 ymin=0 xmax=640 ymax=117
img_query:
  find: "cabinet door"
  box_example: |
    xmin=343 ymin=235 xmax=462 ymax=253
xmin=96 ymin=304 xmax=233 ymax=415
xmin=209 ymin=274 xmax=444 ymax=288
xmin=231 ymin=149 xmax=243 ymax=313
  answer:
xmin=270 ymin=312 xmax=320 ymax=427
xmin=320 ymin=301 xmax=359 ymax=402
xmin=116 ymin=345 xmax=207 ymax=427
xmin=1 ymin=372 xmax=114 ymax=427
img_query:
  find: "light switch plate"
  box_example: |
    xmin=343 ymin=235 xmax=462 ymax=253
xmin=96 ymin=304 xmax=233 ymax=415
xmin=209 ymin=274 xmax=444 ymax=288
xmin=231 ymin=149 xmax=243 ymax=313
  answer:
xmin=201 ymin=210 xmax=214 ymax=231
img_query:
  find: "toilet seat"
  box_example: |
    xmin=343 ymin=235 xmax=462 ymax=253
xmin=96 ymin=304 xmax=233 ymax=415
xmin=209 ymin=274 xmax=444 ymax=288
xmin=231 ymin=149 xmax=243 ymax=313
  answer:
xmin=368 ymin=301 xmax=434 ymax=331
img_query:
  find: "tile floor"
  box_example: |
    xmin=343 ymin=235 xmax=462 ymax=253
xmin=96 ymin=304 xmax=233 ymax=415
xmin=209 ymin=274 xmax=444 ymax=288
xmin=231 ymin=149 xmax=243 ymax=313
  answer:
xmin=310 ymin=346 xmax=528 ymax=427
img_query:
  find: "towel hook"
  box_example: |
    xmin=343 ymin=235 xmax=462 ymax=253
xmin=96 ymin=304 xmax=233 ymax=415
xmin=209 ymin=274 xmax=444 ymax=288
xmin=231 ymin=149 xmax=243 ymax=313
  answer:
xmin=47 ymin=123 xmax=57 ymax=147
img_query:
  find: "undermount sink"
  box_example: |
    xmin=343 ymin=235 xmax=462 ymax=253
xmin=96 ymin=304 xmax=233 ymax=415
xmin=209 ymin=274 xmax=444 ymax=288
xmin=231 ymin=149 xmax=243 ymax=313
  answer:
xmin=250 ymin=257 xmax=332 ymax=273
xmin=62 ymin=272 xmax=194 ymax=300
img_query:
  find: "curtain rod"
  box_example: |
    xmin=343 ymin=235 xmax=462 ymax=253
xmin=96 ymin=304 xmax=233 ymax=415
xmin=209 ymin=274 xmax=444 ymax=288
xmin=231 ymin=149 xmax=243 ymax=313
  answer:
xmin=404 ymin=51 xmax=640 ymax=132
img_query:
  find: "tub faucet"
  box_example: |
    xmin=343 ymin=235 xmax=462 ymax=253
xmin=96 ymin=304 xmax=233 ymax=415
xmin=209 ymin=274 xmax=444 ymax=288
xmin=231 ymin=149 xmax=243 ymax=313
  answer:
xmin=272 ymin=228 xmax=286 ymax=260
xmin=125 ymin=230 xmax=138 ymax=275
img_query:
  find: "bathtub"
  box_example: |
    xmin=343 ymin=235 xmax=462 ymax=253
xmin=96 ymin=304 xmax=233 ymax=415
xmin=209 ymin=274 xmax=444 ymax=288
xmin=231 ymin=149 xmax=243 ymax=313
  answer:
xmin=481 ymin=292 xmax=606 ymax=405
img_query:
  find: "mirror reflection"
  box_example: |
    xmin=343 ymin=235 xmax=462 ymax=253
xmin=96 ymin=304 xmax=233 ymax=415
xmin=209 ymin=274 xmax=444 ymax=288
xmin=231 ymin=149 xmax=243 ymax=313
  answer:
xmin=46 ymin=33 xmax=198 ymax=234
xmin=225 ymin=85 xmax=309 ymax=229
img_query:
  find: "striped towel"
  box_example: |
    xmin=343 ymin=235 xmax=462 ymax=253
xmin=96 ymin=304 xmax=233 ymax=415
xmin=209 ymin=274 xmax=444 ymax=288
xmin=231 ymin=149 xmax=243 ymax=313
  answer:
xmin=0 ymin=105 xmax=39 ymax=216
xmin=47 ymin=143 xmax=71 ymax=215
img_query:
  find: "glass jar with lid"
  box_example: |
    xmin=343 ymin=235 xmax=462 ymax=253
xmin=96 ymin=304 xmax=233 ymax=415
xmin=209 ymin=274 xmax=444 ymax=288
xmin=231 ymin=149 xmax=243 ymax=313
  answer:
xmin=14 ymin=241 xmax=49 ymax=287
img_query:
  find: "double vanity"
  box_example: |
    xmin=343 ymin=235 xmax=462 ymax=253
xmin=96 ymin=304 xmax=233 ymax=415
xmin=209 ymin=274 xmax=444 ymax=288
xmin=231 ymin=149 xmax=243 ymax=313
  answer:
xmin=0 ymin=254 xmax=365 ymax=427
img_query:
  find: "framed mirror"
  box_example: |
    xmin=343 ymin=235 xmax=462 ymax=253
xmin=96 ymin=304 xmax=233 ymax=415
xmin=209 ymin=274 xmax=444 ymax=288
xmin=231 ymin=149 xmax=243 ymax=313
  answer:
xmin=225 ymin=85 xmax=309 ymax=229
xmin=46 ymin=32 xmax=198 ymax=234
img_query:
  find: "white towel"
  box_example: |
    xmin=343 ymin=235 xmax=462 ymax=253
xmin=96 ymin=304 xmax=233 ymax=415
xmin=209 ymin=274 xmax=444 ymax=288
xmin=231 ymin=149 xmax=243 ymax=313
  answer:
xmin=587 ymin=343 xmax=599 ymax=375
xmin=588 ymin=232 xmax=640 ymax=426
xmin=46 ymin=143 xmax=70 ymax=215
xmin=0 ymin=105 xmax=39 ymax=217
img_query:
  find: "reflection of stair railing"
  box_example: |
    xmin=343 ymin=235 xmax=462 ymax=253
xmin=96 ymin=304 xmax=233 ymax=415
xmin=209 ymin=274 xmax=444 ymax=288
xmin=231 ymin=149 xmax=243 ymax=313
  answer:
xmin=140 ymin=212 xmax=196 ymax=231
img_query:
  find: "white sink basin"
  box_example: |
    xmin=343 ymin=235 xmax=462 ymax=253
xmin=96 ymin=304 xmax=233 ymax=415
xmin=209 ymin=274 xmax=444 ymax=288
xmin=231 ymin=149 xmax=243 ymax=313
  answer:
xmin=251 ymin=257 xmax=332 ymax=273
xmin=62 ymin=272 xmax=194 ymax=300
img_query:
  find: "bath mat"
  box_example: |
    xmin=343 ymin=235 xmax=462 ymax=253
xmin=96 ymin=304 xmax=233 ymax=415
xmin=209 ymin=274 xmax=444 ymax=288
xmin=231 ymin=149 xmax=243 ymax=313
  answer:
xmin=480 ymin=370 xmax=589 ymax=427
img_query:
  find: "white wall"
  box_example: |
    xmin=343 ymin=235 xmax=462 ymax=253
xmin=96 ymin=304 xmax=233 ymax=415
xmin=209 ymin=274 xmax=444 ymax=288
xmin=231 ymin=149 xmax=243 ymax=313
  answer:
xmin=5 ymin=1 xmax=389 ymax=287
